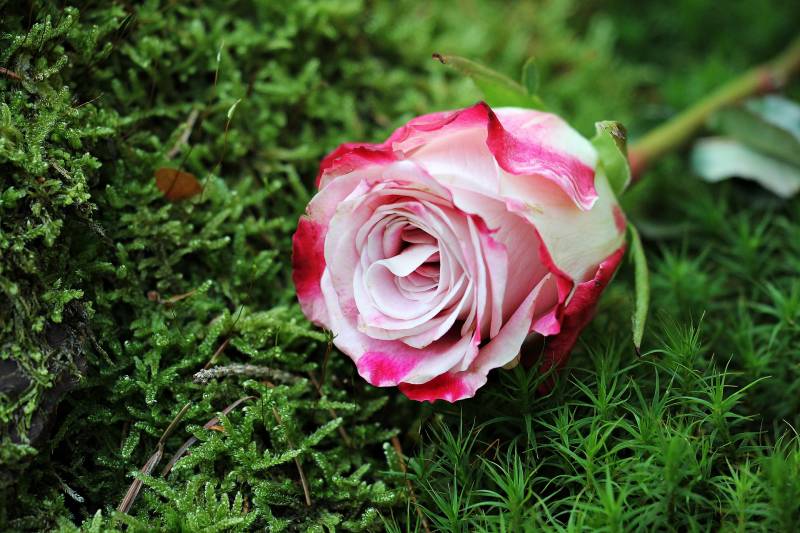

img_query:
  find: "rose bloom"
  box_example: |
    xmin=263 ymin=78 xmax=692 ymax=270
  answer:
xmin=292 ymin=102 xmax=626 ymax=402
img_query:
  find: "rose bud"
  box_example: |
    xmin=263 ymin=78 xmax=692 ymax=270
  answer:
xmin=292 ymin=102 xmax=627 ymax=402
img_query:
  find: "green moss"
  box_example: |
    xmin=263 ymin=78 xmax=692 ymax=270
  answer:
xmin=1 ymin=0 xmax=440 ymax=529
xmin=2 ymin=0 xmax=800 ymax=531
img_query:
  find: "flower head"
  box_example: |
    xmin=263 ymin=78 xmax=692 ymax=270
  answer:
xmin=293 ymin=103 xmax=626 ymax=402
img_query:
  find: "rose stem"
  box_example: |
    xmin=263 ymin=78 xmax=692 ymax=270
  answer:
xmin=628 ymin=35 xmax=800 ymax=180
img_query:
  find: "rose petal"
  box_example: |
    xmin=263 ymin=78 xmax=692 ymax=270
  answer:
xmin=317 ymin=143 xmax=396 ymax=187
xmin=400 ymin=274 xmax=552 ymax=402
xmin=488 ymin=107 xmax=598 ymax=210
xmin=532 ymin=245 xmax=626 ymax=391
xmin=503 ymin=169 xmax=625 ymax=282
xmin=319 ymin=103 xmax=598 ymax=210
xmin=469 ymin=273 xmax=552 ymax=373
xmin=398 ymin=370 xmax=487 ymax=403
xmin=292 ymin=217 xmax=329 ymax=326
xmin=372 ymin=243 xmax=438 ymax=277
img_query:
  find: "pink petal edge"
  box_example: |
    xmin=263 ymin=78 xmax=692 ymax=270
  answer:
xmin=531 ymin=244 xmax=627 ymax=391
xmin=398 ymin=371 xmax=486 ymax=403
xmin=316 ymin=102 xmax=598 ymax=209
xmin=291 ymin=217 xmax=329 ymax=326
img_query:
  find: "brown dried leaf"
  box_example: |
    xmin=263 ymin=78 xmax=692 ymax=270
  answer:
xmin=154 ymin=167 xmax=202 ymax=201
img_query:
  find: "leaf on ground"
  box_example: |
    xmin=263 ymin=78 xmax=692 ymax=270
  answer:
xmin=746 ymin=95 xmax=800 ymax=139
xmin=155 ymin=167 xmax=203 ymax=201
xmin=691 ymin=137 xmax=800 ymax=198
xmin=711 ymin=95 xmax=800 ymax=166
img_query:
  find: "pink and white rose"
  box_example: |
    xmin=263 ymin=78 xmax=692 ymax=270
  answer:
xmin=292 ymin=102 xmax=626 ymax=402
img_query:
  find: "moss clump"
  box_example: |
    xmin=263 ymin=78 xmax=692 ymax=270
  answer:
xmin=0 ymin=1 xmax=451 ymax=529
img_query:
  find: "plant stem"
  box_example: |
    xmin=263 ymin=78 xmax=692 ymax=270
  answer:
xmin=628 ymin=35 xmax=800 ymax=179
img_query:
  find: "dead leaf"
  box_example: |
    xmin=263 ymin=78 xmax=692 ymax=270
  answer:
xmin=155 ymin=167 xmax=202 ymax=201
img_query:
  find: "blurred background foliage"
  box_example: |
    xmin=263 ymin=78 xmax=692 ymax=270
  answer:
xmin=1 ymin=0 xmax=799 ymax=530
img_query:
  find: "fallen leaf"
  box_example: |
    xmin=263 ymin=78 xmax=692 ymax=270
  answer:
xmin=154 ymin=167 xmax=202 ymax=201
xmin=691 ymin=137 xmax=800 ymax=198
xmin=712 ymin=96 xmax=800 ymax=166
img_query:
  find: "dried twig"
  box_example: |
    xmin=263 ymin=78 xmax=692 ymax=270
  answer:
xmin=193 ymin=363 xmax=298 ymax=385
xmin=161 ymin=396 xmax=254 ymax=477
xmin=117 ymin=402 xmax=191 ymax=514
xmin=200 ymin=97 xmax=241 ymax=201
xmin=270 ymin=404 xmax=312 ymax=507
xmin=50 ymin=161 xmax=72 ymax=180
xmin=259 ymin=380 xmax=312 ymax=506
xmin=162 ymin=288 xmax=197 ymax=306
xmin=202 ymin=337 xmax=230 ymax=370
xmin=116 ymin=448 xmax=163 ymax=514
xmin=391 ymin=436 xmax=431 ymax=533
xmin=56 ymin=474 xmax=84 ymax=503
xmin=320 ymin=335 xmax=333 ymax=385
xmin=0 ymin=67 xmax=21 ymax=80
xmin=74 ymin=92 xmax=104 ymax=109
xmin=480 ymin=438 xmax=501 ymax=462
xmin=308 ymin=370 xmax=353 ymax=448
xmin=167 ymin=109 xmax=199 ymax=159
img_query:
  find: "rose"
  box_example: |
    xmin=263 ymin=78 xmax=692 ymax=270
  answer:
xmin=292 ymin=102 xmax=626 ymax=402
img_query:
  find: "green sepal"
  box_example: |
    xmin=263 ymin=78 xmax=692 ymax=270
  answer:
xmin=592 ymin=121 xmax=631 ymax=196
xmin=433 ymin=53 xmax=545 ymax=110
xmin=628 ymin=223 xmax=650 ymax=354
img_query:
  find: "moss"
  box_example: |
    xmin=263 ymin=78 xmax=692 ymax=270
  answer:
xmin=0 ymin=0 xmax=442 ymax=529
xmin=2 ymin=0 xmax=800 ymax=531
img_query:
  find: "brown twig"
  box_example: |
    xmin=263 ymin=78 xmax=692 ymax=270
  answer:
xmin=161 ymin=396 xmax=254 ymax=477
xmin=320 ymin=336 xmax=333 ymax=386
xmin=391 ymin=436 xmax=431 ymax=533
xmin=74 ymin=93 xmax=104 ymax=109
xmin=270 ymin=404 xmax=312 ymax=507
xmin=167 ymin=109 xmax=200 ymax=159
xmin=0 ymin=67 xmax=21 ymax=81
xmin=308 ymin=370 xmax=353 ymax=448
xmin=163 ymin=288 xmax=197 ymax=306
xmin=260 ymin=380 xmax=312 ymax=506
xmin=203 ymin=337 xmax=230 ymax=370
xmin=481 ymin=438 xmax=501 ymax=462
xmin=117 ymin=402 xmax=191 ymax=514
xmin=200 ymin=98 xmax=241 ymax=201
xmin=116 ymin=446 xmax=164 ymax=514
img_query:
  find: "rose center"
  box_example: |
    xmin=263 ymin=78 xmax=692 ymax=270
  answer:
xmin=393 ymin=226 xmax=441 ymax=299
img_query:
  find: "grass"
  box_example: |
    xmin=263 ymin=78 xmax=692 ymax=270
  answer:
xmin=1 ymin=0 xmax=799 ymax=531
